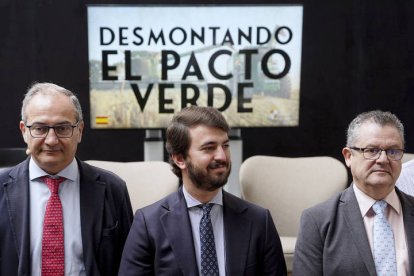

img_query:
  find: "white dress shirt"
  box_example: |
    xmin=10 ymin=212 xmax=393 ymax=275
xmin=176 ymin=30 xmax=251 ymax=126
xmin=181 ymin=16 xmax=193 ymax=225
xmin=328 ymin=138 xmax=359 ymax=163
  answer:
xmin=29 ymin=158 xmax=86 ymax=276
xmin=183 ymin=186 xmax=225 ymax=276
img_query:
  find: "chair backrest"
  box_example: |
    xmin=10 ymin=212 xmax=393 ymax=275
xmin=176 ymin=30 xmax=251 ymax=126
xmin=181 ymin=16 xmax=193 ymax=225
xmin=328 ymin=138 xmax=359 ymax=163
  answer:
xmin=85 ymin=160 xmax=179 ymax=212
xmin=402 ymin=153 xmax=414 ymax=163
xmin=239 ymin=155 xmax=348 ymax=237
xmin=0 ymin=147 xmax=27 ymax=167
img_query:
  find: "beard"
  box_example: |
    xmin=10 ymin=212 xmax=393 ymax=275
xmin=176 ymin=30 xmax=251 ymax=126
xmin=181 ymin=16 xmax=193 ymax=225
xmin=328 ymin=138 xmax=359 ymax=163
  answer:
xmin=185 ymin=159 xmax=231 ymax=192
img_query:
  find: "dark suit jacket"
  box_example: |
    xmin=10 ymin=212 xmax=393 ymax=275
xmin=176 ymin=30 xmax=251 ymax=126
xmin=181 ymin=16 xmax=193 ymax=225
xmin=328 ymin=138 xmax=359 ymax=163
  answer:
xmin=293 ymin=185 xmax=414 ymax=276
xmin=0 ymin=157 xmax=134 ymax=276
xmin=118 ymin=187 xmax=287 ymax=276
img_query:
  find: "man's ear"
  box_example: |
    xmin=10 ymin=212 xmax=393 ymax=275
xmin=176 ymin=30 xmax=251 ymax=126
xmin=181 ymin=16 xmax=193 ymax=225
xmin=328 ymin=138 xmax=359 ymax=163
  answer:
xmin=77 ymin=120 xmax=84 ymax=143
xmin=20 ymin=121 xmax=31 ymax=155
xmin=342 ymin=147 xmax=352 ymax=168
xmin=19 ymin=121 xmax=28 ymax=143
xmin=172 ymin=154 xmax=186 ymax=169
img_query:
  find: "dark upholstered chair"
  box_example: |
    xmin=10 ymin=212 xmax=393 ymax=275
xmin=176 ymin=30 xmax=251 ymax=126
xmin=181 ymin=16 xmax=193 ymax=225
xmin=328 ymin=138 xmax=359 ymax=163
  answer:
xmin=0 ymin=147 xmax=27 ymax=168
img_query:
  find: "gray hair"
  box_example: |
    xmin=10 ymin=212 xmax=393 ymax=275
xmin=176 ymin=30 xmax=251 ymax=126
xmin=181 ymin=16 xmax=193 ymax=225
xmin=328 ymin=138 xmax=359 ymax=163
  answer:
xmin=21 ymin=82 xmax=83 ymax=123
xmin=346 ymin=110 xmax=405 ymax=147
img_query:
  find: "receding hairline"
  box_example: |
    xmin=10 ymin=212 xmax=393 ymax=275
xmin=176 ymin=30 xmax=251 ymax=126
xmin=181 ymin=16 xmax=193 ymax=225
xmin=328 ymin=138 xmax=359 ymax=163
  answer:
xmin=21 ymin=82 xmax=83 ymax=123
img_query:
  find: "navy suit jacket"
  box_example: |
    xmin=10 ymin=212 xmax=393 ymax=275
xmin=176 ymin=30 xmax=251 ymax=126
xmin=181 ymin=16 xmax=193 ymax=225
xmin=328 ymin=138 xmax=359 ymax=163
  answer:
xmin=293 ymin=185 xmax=414 ymax=276
xmin=119 ymin=187 xmax=287 ymax=276
xmin=0 ymin=158 xmax=134 ymax=276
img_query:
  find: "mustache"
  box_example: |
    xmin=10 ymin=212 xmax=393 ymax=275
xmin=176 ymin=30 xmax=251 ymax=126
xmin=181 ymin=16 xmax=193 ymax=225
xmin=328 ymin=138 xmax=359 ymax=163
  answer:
xmin=208 ymin=160 xmax=228 ymax=169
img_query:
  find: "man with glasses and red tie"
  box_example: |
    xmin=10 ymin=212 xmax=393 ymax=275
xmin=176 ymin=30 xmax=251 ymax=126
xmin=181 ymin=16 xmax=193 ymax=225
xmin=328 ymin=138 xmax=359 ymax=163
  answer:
xmin=293 ymin=110 xmax=414 ymax=276
xmin=0 ymin=82 xmax=133 ymax=275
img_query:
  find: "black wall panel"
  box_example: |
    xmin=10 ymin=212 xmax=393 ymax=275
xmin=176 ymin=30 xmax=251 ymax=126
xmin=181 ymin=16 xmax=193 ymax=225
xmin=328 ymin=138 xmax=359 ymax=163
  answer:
xmin=0 ymin=0 xmax=413 ymax=165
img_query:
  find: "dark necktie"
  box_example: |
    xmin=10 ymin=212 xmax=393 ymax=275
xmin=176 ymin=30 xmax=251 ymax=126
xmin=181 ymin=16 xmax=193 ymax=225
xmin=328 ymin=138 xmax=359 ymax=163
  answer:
xmin=42 ymin=176 xmax=66 ymax=276
xmin=372 ymin=200 xmax=397 ymax=275
xmin=199 ymin=203 xmax=219 ymax=276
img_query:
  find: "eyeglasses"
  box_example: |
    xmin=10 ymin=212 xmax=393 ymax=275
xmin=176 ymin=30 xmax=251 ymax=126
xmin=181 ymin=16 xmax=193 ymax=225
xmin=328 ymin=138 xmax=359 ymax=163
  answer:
xmin=25 ymin=122 xmax=79 ymax=138
xmin=349 ymin=147 xmax=404 ymax=161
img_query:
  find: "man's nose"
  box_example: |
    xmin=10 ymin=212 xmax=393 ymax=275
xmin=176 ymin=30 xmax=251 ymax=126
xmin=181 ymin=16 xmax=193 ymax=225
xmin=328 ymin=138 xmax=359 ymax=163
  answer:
xmin=44 ymin=128 xmax=59 ymax=144
xmin=376 ymin=150 xmax=389 ymax=162
xmin=215 ymin=146 xmax=227 ymax=160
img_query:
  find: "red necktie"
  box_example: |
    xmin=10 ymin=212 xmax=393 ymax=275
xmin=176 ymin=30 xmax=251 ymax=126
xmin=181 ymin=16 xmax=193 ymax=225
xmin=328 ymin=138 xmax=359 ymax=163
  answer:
xmin=42 ymin=176 xmax=66 ymax=276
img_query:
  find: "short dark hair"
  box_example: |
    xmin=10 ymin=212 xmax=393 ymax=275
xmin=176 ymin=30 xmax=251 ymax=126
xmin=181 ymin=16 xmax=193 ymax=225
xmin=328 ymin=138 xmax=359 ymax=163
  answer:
xmin=346 ymin=110 xmax=405 ymax=147
xmin=165 ymin=106 xmax=230 ymax=178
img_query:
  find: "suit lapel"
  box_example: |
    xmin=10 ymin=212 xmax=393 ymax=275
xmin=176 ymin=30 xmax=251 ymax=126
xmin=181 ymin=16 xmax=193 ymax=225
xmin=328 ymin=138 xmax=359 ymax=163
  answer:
xmin=159 ymin=190 xmax=251 ymax=275
xmin=78 ymin=160 xmax=106 ymax=273
xmin=3 ymin=159 xmax=31 ymax=274
xmin=222 ymin=191 xmax=250 ymax=275
xmin=397 ymin=189 xmax=414 ymax=276
xmin=160 ymin=189 xmax=198 ymax=275
xmin=342 ymin=186 xmax=377 ymax=275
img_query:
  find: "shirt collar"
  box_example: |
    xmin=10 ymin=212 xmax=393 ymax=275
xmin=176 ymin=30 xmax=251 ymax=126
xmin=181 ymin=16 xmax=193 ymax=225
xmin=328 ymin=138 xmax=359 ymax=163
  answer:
xmin=29 ymin=157 xmax=78 ymax=182
xmin=353 ymin=183 xmax=402 ymax=217
xmin=182 ymin=185 xmax=223 ymax=208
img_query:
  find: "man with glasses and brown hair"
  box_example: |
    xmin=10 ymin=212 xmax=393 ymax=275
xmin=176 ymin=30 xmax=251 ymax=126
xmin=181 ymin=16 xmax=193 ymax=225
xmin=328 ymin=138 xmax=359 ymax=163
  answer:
xmin=293 ymin=110 xmax=414 ymax=276
xmin=0 ymin=82 xmax=133 ymax=275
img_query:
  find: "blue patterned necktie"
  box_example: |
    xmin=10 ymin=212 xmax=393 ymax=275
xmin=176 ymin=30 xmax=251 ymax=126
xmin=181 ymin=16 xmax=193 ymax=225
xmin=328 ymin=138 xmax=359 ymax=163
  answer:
xmin=372 ymin=200 xmax=397 ymax=275
xmin=199 ymin=203 xmax=219 ymax=276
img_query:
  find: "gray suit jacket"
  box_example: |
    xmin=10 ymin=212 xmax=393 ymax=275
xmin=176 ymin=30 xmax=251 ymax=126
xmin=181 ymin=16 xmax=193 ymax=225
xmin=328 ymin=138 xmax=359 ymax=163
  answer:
xmin=118 ymin=187 xmax=287 ymax=276
xmin=0 ymin=157 xmax=134 ymax=276
xmin=293 ymin=185 xmax=414 ymax=276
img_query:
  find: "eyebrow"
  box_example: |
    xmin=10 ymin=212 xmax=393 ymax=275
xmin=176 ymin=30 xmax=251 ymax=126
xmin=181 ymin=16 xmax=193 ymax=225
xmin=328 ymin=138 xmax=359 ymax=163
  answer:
xmin=363 ymin=144 xmax=403 ymax=149
xmin=28 ymin=120 xmax=74 ymax=125
xmin=200 ymin=139 xmax=230 ymax=147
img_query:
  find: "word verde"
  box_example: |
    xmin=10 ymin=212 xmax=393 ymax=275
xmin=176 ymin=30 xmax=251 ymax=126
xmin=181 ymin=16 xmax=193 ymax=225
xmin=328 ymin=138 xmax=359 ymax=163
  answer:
xmin=99 ymin=26 xmax=293 ymax=113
